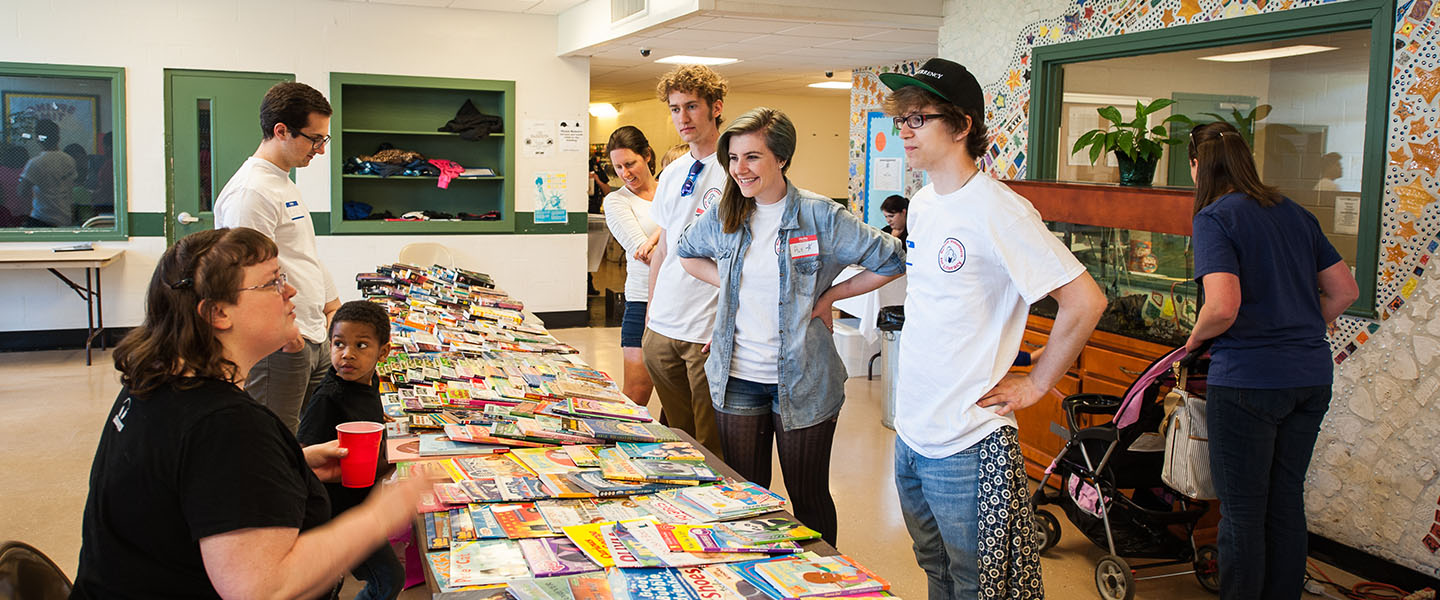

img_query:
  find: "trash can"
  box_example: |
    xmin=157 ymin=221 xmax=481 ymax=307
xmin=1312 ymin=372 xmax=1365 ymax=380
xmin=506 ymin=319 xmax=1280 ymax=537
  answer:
xmin=877 ymin=305 xmax=904 ymax=430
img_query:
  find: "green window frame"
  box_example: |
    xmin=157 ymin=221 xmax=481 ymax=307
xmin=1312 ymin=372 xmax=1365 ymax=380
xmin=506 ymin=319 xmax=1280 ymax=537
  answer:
xmin=0 ymin=61 xmax=127 ymax=242
xmin=1027 ymin=0 xmax=1393 ymax=318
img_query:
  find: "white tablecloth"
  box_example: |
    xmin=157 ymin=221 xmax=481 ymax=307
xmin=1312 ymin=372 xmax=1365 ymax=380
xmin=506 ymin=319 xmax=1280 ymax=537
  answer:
xmin=831 ymin=266 xmax=907 ymax=342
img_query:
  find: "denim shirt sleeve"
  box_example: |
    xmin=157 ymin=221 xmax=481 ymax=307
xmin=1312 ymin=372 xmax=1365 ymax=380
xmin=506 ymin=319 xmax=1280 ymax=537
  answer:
xmin=824 ymin=203 xmax=907 ymax=275
xmin=675 ymin=209 xmax=723 ymax=260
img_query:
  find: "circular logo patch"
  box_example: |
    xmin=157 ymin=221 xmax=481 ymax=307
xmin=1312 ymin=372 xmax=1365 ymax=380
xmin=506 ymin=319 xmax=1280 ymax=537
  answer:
xmin=938 ymin=238 xmax=966 ymax=272
xmin=774 ymin=236 xmax=782 ymax=255
xmin=696 ymin=187 xmax=722 ymax=216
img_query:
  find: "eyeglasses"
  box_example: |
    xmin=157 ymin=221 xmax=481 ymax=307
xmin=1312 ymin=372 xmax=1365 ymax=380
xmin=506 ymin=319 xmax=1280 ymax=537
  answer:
xmin=894 ymin=113 xmax=946 ymax=129
xmin=238 ymin=272 xmax=288 ymax=295
xmin=680 ymin=160 xmax=705 ymax=197
xmin=294 ymin=130 xmax=331 ymax=149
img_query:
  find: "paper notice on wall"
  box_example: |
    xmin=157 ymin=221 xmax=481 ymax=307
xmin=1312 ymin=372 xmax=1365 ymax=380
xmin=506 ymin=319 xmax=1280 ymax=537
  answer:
xmin=558 ymin=119 xmax=585 ymax=153
xmin=532 ymin=172 xmax=569 ymax=224
xmin=873 ymin=157 xmax=902 ymax=191
xmin=1334 ymin=195 xmax=1360 ymax=235
xmin=523 ymin=119 xmax=556 ymax=157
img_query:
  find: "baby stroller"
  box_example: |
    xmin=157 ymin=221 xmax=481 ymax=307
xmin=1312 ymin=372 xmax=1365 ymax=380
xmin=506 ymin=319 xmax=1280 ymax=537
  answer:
xmin=1030 ymin=346 xmax=1219 ymax=600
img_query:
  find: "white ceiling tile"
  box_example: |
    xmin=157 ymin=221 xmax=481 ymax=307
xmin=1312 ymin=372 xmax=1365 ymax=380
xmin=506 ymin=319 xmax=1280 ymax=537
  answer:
xmin=771 ymin=22 xmax=872 ymax=39
xmin=855 ymin=28 xmax=938 ymax=43
xmin=446 ymin=0 xmax=541 ymax=10
xmin=525 ymin=0 xmax=586 ymax=14
xmin=690 ymin=17 xmax=800 ymax=34
xmin=814 ymin=38 xmax=911 ymax=51
xmin=653 ymin=28 xmax=751 ymax=43
xmin=368 ymin=0 xmax=450 ymax=6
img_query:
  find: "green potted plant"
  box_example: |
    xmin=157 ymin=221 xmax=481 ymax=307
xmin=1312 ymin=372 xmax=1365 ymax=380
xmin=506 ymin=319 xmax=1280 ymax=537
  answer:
xmin=1071 ymin=98 xmax=1193 ymax=186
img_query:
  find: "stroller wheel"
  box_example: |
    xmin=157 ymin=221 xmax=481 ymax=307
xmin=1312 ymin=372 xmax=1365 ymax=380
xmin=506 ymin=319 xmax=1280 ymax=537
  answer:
xmin=1094 ymin=555 xmax=1135 ymax=600
xmin=1033 ymin=509 xmax=1061 ymax=553
xmin=1194 ymin=544 xmax=1220 ymax=593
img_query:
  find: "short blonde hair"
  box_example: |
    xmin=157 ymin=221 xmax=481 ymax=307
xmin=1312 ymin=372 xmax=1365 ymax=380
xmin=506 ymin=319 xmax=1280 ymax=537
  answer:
xmin=658 ymin=143 xmax=690 ymax=175
xmin=656 ymin=65 xmax=728 ymax=126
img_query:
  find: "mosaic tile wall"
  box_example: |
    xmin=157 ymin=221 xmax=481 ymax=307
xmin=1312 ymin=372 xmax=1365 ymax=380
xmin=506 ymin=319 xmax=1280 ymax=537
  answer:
xmin=847 ymin=0 xmax=1440 ymax=576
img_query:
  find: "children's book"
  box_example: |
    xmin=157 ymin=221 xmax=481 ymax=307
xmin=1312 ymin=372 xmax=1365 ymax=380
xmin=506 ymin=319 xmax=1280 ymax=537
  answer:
xmin=630 ymin=459 xmax=721 ymax=483
xmin=424 ymin=551 xmax=500 ymax=594
xmin=615 ymin=568 xmax=702 ymax=600
xmin=469 ymin=504 xmax=506 ymax=538
xmin=445 ymin=424 xmax=551 ymax=448
xmin=516 ymin=417 xmax=605 ymax=445
xmin=674 ymin=566 xmax=751 ymax=600
xmin=691 ymin=528 xmax=800 ymax=555
xmin=436 ymin=483 xmax=475 ymax=505
xmin=592 ymin=497 xmax=656 ymax=523
xmin=599 ymin=448 xmax=699 ymax=485
xmin=719 ymin=518 xmax=822 ymax=545
xmin=460 ymin=478 xmax=505 ymax=503
xmin=450 ymin=507 xmax=478 ymax=542
xmin=423 ymin=510 xmax=450 ymax=550
xmin=419 ymin=433 xmax=507 ymax=457
xmin=697 ymin=564 xmax=774 ymax=600
xmin=568 ymin=572 xmax=616 ymax=600
xmin=554 ymin=380 xmax=630 ymax=404
xmin=566 ymin=470 xmax=685 ymax=498
xmin=622 ymin=521 xmax=771 ymax=567
xmin=509 ymin=578 xmax=578 ymax=600
xmin=581 ymin=419 xmax=680 ymax=443
xmin=518 ymin=537 xmax=603 ymax=577
xmin=449 ymin=539 xmax=531 ymax=587
xmin=631 ymin=494 xmax=707 ymax=524
xmin=561 ymin=522 xmax=617 ymax=568
xmin=497 ymin=475 xmax=550 ymax=502
xmin=563 ymin=445 xmax=604 ymax=468
xmin=669 ymin=483 xmax=787 ymax=520
xmin=511 ymin=447 xmax=582 ymax=475
xmin=565 ymin=398 xmax=653 ymax=422
xmin=749 ymin=555 xmax=889 ymax=598
xmin=455 ymin=454 xmax=533 ymax=478
xmin=492 ymin=503 xmax=557 ymax=539
xmin=536 ymin=499 xmax=608 ymax=529
xmin=538 ymin=472 xmax=595 ymax=499
xmin=603 ymin=522 xmax=666 ymax=568
xmin=416 ymin=490 xmax=449 ymax=514
xmin=617 ymin=442 xmax=706 ymax=462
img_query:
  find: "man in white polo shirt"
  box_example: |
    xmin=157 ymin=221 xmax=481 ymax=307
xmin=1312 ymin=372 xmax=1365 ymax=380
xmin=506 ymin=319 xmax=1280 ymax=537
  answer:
xmin=881 ymin=59 xmax=1106 ymax=599
xmin=214 ymin=82 xmax=340 ymax=434
xmin=643 ymin=65 xmax=730 ymax=458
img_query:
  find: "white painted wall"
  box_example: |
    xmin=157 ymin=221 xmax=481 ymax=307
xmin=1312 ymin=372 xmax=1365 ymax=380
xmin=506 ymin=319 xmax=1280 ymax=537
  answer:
xmin=0 ymin=0 xmax=591 ymax=332
xmin=589 ymin=90 xmax=852 ymax=198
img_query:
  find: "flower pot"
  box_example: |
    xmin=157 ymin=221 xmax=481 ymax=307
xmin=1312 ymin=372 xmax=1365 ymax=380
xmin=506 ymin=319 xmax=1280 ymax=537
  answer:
xmin=1114 ymin=152 xmax=1158 ymax=186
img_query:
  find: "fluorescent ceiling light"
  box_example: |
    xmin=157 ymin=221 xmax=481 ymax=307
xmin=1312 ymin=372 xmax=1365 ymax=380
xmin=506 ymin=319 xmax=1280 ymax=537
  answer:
xmin=808 ymin=81 xmax=852 ymax=89
xmin=588 ymin=103 xmax=619 ymax=118
xmin=1063 ymin=93 xmax=1152 ymax=106
xmin=1199 ymin=45 xmax=1338 ymax=62
xmin=654 ymin=55 xmax=740 ymax=66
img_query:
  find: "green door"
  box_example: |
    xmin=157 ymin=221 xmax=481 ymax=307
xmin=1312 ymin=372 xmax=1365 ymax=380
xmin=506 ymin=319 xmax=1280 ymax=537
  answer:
xmin=165 ymin=69 xmax=292 ymax=242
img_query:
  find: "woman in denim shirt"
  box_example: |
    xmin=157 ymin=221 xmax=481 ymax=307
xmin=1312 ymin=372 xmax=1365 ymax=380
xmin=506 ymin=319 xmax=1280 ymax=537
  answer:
xmin=676 ymin=107 xmax=905 ymax=546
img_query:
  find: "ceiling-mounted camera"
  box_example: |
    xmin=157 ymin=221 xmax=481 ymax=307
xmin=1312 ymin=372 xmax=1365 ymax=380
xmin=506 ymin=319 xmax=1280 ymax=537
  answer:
xmin=640 ymin=48 xmax=652 ymax=57
xmin=825 ymin=71 xmax=834 ymax=78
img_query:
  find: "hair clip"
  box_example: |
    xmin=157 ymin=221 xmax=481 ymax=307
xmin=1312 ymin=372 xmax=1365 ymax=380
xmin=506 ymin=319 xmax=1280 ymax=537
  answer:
xmin=168 ymin=278 xmax=194 ymax=290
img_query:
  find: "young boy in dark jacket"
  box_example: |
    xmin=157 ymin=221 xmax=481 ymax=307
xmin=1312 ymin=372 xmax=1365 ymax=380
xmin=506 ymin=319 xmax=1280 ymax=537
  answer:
xmin=297 ymin=300 xmax=401 ymax=599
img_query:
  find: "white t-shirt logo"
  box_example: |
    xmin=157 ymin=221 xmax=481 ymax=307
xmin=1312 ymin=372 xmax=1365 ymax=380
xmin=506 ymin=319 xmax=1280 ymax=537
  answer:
xmin=695 ymin=187 xmax=722 ymax=216
xmin=938 ymin=237 xmax=966 ymax=272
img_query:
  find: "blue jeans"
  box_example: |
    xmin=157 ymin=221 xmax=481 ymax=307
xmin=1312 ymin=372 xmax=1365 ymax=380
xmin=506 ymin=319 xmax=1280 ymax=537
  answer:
xmin=1207 ymin=385 xmax=1331 ymax=600
xmin=894 ymin=436 xmax=980 ymax=600
xmin=717 ymin=376 xmax=780 ymax=416
xmin=351 ymin=542 xmax=405 ymax=600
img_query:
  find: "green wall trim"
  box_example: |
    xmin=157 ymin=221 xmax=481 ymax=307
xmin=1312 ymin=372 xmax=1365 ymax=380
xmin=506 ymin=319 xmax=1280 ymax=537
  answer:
xmin=129 ymin=212 xmax=165 ymax=237
xmin=1025 ymin=0 xmax=1388 ymax=318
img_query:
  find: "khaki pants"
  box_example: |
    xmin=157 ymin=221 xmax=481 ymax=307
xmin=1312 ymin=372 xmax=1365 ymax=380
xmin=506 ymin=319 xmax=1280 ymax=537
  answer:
xmin=641 ymin=328 xmax=723 ymax=460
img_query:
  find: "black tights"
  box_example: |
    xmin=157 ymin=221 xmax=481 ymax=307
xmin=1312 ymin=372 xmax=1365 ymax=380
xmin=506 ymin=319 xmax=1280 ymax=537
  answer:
xmin=715 ymin=411 xmax=839 ymax=547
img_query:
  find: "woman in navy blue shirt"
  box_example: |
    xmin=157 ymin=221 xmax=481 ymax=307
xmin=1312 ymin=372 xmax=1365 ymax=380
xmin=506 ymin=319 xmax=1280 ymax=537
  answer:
xmin=1184 ymin=121 xmax=1358 ymax=600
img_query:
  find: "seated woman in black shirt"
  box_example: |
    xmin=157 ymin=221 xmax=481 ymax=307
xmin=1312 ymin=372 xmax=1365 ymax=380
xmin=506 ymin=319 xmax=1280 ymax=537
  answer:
xmin=71 ymin=228 xmax=427 ymax=599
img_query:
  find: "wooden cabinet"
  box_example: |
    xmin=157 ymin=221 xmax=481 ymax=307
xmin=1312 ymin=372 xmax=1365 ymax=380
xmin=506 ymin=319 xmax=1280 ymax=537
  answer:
xmin=1015 ymin=314 xmax=1173 ymax=480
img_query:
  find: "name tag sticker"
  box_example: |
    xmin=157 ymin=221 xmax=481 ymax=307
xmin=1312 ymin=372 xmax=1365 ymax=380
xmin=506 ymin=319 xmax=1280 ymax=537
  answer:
xmin=789 ymin=235 xmax=818 ymax=259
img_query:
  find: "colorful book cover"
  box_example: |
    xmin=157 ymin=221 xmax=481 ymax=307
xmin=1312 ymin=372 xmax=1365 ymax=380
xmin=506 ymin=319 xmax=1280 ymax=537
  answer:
xmin=450 ymin=506 xmax=478 ymax=542
xmin=568 ymin=572 xmax=615 ymax=600
xmin=423 ymin=551 xmax=502 ymax=594
xmin=698 ymin=564 xmax=774 ymax=600
xmin=726 ymin=558 xmax=794 ymax=600
xmin=750 ymin=555 xmax=889 ymax=598
xmin=719 ymin=518 xmax=822 ymax=545
xmin=563 ymin=366 xmax=612 ymax=384
xmin=460 ymin=478 xmax=505 ymax=503
xmin=692 ymin=528 xmax=800 ymax=555
xmin=630 ymin=459 xmax=720 ymax=483
xmin=675 ymin=566 xmax=749 ymax=600
xmin=563 ymin=444 xmax=603 ymax=468
xmin=469 ymin=504 xmax=507 ymax=538
xmin=492 ymin=502 xmax=557 ymax=539
xmin=509 ymin=577 xmax=578 ymax=600
xmin=435 ymin=482 xmax=474 ymax=505
xmin=617 ymin=442 xmax=706 ymax=462
xmin=622 ymin=521 xmax=771 ymax=568
xmin=554 ymin=380 xmax=630 ymax=404
xmin=561 ymin=522 xmax=616 ymax=568
xmin=419 ymin=433 xmax=506 ymax=457
xmin=539 ymin=472 xmax=596 ymax=499
xmin=497 ymin=475 xmax=551 ymax=502
xmin=423 ymin=510 xmax=450 ymax=550
xmin=599 ymin=448 xmax=699 ymax=485
xmin=566 ymin=470 xmax=684 ymax=498
xmin=518 ymin=537 xmax=604 ymax=577
xmin=593 ymin=497 xmax=657 ymax=522
xmin=416 ymin=490 xmax=449 ymax=514
xmin=449 ymin=539 xmax=531 ymax=587
xmin=604 ymin=522 xmax=666 ymax=568
xmin=631 ymin=494 xmax=707 ymax=524
xmin=445 ymin=423 xmax=551 ymax=448
xmin=582 ymin=420 xmax=679 ymax=443
xmin=675 ymin=483 xmax=786 ymax=519
xmin=568 ymin=398 xmax=653 ymax=422
xmin=511 ymin=447 xmax=582 ymax=475
xmin=617 ymin=568 xmax=702 ymax=600
xmin=455 ymin=454 xmax=533 ymax=478
xmin=516 ymin=417 xmax=604 ymax=445
xmin=536 ymin=499 xmax=607 ymax=529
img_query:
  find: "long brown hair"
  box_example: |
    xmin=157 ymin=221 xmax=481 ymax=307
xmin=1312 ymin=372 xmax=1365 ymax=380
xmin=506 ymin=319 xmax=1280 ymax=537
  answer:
xmin=113 ymin=228 xmax=278 ymax=395
xmin=1188 ymin=121 xmax=1282 ymax=214
xmin=715 ymin=107 xmax=796 ymax=233
xmin=605 ymin=125 xmax=655 ymax=174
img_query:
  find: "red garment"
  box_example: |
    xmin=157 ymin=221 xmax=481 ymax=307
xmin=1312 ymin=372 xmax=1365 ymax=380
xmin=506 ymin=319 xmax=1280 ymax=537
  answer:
xmin=428 ymin=159 xmax=464 ymax=189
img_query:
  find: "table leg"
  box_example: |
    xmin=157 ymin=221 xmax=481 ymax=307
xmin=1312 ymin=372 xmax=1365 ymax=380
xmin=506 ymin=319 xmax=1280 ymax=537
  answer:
xmin=85 ymin=268 xmax=94 ymax=366
xmin=96 ymin=267 xmax=105 ymax=352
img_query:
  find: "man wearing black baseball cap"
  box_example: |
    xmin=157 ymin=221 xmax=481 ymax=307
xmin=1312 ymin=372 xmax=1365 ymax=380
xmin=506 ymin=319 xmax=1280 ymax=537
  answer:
xmin=881 ymin=58 xmax=1105 ymax=600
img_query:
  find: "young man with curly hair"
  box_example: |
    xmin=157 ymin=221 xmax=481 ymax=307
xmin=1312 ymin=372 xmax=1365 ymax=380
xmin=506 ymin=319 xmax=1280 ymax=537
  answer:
xmin=643 ymin=64 xmax=730 ymax=458
xmin=881 ymin=58 xmax=1106 ymax=599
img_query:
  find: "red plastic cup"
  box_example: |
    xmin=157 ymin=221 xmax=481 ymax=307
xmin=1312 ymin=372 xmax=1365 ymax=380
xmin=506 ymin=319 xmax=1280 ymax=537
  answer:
xmin=336 ymin=421 xmax=385 ymax=488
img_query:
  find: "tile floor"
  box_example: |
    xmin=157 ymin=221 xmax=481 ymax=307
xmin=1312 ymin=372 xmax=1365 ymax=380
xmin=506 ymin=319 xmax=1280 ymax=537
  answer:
xmin=0 ymin=326 xmax=1366 ymax=599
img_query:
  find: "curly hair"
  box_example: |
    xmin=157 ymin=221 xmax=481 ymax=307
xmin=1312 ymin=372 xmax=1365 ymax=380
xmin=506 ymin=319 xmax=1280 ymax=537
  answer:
xmin=331 ymin=300 xmax=392 ymax=345
xmin=656 ymin=65 xmax=728 ymax=126
xmin=884 ymin=85 xmax=988 ymax=161
xmin=113 ymin=228 xmax=278 ymax=396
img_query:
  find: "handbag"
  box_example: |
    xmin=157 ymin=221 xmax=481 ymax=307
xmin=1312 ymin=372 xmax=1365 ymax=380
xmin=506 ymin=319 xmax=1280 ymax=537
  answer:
xmin=1160 ymin=365 xmax=1216 ymax=499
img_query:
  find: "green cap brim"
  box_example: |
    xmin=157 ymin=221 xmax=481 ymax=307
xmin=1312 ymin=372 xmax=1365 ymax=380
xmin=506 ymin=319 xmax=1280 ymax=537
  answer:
xmin=878 ymin=72 xmax=949 ymax=103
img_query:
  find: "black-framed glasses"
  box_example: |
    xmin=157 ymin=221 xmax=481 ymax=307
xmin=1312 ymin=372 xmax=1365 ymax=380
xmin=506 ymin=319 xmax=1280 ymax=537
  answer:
xmin=294 ymin=130 xmax=331 ymax=149
xmin=680 ymin=160 xmax=705 ymax=197
xmin=894 ymin=113 xmax=946 ymax=129
xmin=238 ymin=272 xmax=288 ymax=295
